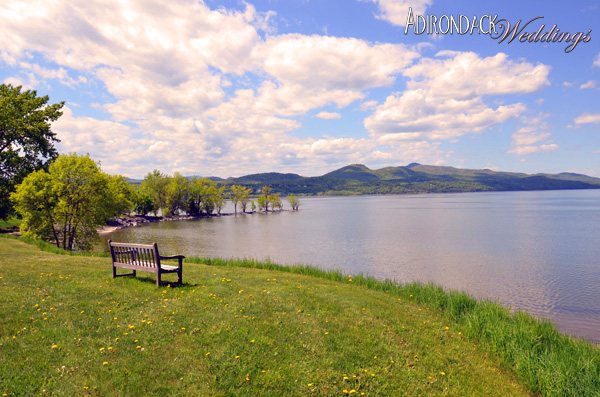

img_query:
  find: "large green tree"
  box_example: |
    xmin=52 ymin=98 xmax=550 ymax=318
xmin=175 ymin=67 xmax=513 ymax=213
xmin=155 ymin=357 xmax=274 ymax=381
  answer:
xmin=11 ymin=153 xmax=131 ymax=251
xmin=139 ymin=170 xmax=170 ymax=215
xmin=0 ymin=84 xmax=64 ymax=219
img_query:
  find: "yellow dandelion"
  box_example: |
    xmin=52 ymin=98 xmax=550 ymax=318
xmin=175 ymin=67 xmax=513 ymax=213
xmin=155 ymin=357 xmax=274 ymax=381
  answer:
xmin=206 ymin=352 xmax=210 ymax=356
xmin=103 ymin=362 xmax=108 ymax=365
xmin=99 ymin=347 xmax=104 ymax=351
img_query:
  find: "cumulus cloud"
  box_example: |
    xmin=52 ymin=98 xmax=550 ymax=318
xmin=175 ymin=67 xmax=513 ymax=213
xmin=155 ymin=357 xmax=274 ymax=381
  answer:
xmin=594 ymin=53 xmax=600 ymax=67
xmin=0 ymin=0 xmax=428 ymax=176
xmin=366 ymin=0 xmax=432 ymax=27
xmin=572 ymin=113 xmax=600 ymax=125
xmin=364 ymin=52 xmax=549 ymax=141
xmin=580 ymin=80 xmax=597 ymax=89
xmin=314 ymin=112 xmax=342 ymax=120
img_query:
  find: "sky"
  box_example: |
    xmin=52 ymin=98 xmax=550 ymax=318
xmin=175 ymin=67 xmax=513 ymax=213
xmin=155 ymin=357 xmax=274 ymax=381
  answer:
xmin=1 ymin=0 xmax=598 ymax=178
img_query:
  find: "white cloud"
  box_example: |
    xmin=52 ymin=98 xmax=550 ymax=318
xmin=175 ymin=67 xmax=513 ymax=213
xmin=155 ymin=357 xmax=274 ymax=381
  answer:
xmin=364 ymin=52 xmax=548 ymax=141
xmin=508 ymin=113 xmax=558 ymax=156
xmin=366 ymin=0 xmax=432 ymax=27
xmin=508 ymin=144 xmax=558 ymax=156
xmin=360 ymin=100 xmax=378 ymax=111
xmin=594 ymin=53 xmax=600 ymax=67
xmin=580 ymin=80 xmax=597 ymax=89
xmin=314 ymin=112 xmax=342 ymax=120
xmin=261 ymin=34 xmax=418 ymax=93
xmin=573 ymin=113 xmax=600 ymax=125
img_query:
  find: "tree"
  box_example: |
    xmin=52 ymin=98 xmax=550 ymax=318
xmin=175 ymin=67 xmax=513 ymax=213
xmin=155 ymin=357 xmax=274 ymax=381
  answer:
xmin=259 ymin=185 xmax=272 ymax=212
xmin=131 ymin=190 xmax=154 ymax=216
xmin=230 ymin=184 xmax=251 ymax=214
xmin=140 ymin=170 xmax=170 ymax=215
xmin=240 ymin=187 xmax=252 ymax=213
xmin=163 ymin=172 xmax=188 ymax=216
xmin=0 ymin=84 xmax=64 ymax=219
xmin=211 ymin=185 xmax=226 ymax=215
xmin=269 ymin=193 xmax=282 ymax=212
xmin=11 ymin=153 xmax=130 ymax=251
xmin=287 ymin=194 xmax=300 ymax=211
xmin=187 ymin=177 xmax=217 ymax=215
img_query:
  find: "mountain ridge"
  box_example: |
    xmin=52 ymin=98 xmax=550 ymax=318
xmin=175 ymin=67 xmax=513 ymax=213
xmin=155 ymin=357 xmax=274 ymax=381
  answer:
xmin=223 ymin=163 xmax=600 ymax=195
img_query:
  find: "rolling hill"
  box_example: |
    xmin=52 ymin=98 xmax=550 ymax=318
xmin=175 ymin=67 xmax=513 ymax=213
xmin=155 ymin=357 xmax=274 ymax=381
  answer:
xmin=223 ymin=163 xmax=600 ymax=195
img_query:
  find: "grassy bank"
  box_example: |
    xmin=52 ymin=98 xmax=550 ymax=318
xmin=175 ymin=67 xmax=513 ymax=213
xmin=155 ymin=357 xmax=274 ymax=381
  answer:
xmin=1 ymin=237 xmax=599 ymax=395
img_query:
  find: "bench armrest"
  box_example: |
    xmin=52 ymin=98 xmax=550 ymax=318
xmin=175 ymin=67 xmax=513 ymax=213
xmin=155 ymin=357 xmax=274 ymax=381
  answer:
xmin=160 ymin=255 xmax=186 ymax=260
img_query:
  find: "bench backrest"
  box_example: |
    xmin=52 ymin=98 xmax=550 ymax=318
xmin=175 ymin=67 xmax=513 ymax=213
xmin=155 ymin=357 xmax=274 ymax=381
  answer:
xmin=109 ymin=241 xmax=161 ymax=268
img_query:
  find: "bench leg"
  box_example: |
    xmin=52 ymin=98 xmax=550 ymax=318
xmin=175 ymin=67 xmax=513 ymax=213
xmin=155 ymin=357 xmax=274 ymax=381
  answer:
xmin=156 ymin=270 xmax=161 ymax=287
xmin=177 ymin=258 xmax=183 ymax=284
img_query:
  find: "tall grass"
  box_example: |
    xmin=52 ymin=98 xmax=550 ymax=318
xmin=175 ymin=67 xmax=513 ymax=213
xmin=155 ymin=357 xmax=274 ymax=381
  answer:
xmin=187 ymin=255 xmax=600 ymax=395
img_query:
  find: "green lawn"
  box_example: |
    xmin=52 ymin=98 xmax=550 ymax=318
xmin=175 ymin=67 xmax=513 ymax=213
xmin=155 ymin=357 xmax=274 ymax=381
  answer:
xmin=0 ymin=236 xmax=597 ymax=395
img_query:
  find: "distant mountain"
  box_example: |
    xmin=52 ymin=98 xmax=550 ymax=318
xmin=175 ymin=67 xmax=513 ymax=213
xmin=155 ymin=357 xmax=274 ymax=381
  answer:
xmin=231 ymin=172 xmax=304 ymax=184
xmin=222 ymin=164 xmax=600 ymax=195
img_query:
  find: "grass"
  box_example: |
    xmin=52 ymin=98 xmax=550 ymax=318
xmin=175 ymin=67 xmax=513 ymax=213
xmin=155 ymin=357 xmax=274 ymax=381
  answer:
xmin=0 ymin=217 xmax=21 ymax=233
xmin=1 ymin=236 xmax=599 ymax=395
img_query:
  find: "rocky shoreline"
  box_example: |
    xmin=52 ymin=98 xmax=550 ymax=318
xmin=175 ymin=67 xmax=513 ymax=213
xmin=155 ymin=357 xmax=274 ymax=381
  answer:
xmin=97 ymin=213 xmax=233 ymax=234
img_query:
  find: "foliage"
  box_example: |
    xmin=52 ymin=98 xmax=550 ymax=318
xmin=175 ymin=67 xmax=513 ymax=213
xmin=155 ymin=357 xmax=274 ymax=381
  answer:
xmin=212 ymin=185 xmax=226 ymax=215
xmin=257 ymin=185 xmax=272 ymax=212
xmin=131 ymin=190 xmax=154 ymax=216
xmin=269 ymin=192 xmax=282 ymax=211
xmin=139 ymin=170 xmax=170 ymax=215
xmin=11 ymin=153 xmax=130 ymax=250
xmin=163 ymin=172 xmax=188 ymax=216
xmin=0 ymin=84 xmax=64 ymax=219
xmin=230 ymin=184 xmax=251 ymax=214
xmin=187 ymin=177 xmax=217 ymax=215
xmin=287 ymin=194 xmax=300 ymax=211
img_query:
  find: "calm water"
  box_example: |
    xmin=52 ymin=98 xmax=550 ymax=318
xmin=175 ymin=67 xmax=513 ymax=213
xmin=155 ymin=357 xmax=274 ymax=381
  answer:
xmin=101 ymin=190 xmax=600 ymax=342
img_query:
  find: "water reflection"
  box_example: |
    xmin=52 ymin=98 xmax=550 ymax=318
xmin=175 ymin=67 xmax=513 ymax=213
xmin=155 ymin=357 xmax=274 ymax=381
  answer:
xmin=101 ymin=190 xmax=600 ymax=342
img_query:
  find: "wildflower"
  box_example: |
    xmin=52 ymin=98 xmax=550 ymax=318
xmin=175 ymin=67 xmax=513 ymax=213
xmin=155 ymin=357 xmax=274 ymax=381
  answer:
xmin=440 ymin=372 xmax=446 ymax=376
xmin=206 ymin=352 xmax=210 ymax=356
xmin=103 ymin=362 xmax=108 ymax=365
xmin=52 ymin=344 xmax=58 ymax=349
xmin=136 ymin=346 xmax=141 ymax=349
xmin=308 ymin=383 xmax=313 ymax=386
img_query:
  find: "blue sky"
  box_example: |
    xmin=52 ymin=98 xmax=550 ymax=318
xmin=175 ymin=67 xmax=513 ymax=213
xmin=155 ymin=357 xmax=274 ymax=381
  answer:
xmin=1 ymin=0 xmax=598 ymax=178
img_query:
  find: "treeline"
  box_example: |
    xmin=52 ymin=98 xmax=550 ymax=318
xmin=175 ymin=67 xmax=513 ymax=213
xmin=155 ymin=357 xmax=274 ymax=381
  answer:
xmin=132 ymin=170 xmax=300 ymax=217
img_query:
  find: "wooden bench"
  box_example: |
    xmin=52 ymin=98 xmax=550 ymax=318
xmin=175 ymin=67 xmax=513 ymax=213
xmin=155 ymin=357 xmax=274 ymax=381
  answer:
xmin=108 ymin=240 xmax=185 ymax=287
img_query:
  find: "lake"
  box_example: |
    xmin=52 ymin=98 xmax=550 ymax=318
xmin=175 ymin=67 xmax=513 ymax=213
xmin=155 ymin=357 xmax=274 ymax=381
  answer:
xmin=101 ymin=189 xmax=600 ymax=342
